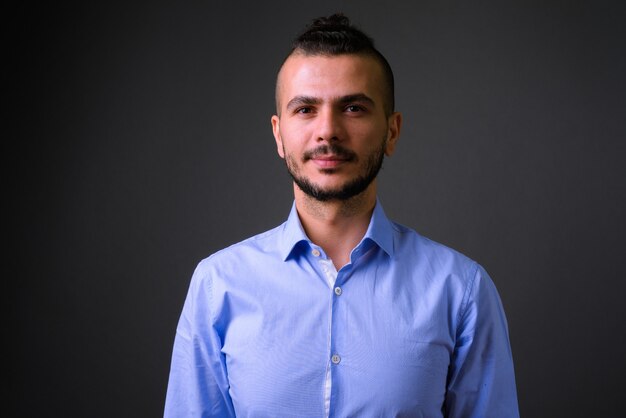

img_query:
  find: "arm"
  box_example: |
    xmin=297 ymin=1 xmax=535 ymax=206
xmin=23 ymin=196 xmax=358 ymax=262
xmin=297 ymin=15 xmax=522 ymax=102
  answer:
xmin=164 ymin=266 xmax=235 ymax=417
xmin=445 ymin=264 xmax=520 ymax=418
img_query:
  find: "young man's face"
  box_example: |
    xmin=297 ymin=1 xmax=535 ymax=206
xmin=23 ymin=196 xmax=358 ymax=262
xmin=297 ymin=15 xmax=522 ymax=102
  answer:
xmin=272 ymin=53 xmax=401 ymax=202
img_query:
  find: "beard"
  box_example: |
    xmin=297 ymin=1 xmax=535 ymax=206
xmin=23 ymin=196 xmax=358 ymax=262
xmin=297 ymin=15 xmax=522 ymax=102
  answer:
xmin=284 ymin=139 xmax=386 ymax=202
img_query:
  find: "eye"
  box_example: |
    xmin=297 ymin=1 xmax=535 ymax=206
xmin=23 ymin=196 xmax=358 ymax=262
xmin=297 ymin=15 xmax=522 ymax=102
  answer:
xmin=296 ymin=107 xmax=313 ymax=114
xmin=345 ymin=105 xmax=364 ymax=113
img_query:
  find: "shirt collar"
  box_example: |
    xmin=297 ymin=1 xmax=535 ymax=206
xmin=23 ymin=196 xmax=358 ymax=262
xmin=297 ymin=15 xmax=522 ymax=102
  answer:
xmin=278 ymin=202 xmax=310 ymax=261
xmin=279 ymin=199 xmax=395 ymax=261
xmin=361 ymin=199 xmax=395 ymax=257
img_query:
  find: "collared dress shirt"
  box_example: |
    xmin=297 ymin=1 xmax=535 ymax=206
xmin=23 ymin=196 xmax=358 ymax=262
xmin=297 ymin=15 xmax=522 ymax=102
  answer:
xmin=164 ymin=201 xmax=519 ymax=417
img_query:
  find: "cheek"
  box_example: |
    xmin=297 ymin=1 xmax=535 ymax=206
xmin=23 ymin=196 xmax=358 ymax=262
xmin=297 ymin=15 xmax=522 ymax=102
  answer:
xmin=278 ymin=127 xmax=307 ymax=154
xmin=279 ymin=139 xmax=301 ymax=164
xmin=350 ymin=119 xmax=388 ymax=139
xmin=352 ymin=126 xmax=388 ymax=152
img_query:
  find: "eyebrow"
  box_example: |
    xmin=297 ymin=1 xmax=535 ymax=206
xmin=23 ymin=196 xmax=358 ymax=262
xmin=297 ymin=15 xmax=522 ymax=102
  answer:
xmin=285 ymin=95 xmax=320 ymax=112
xmin=285 ymin=93 xmax=376 ymax=112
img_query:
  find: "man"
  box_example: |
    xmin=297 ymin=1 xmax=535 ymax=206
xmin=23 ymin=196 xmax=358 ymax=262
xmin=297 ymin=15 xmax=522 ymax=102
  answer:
xmin=165 ymin=13 xmax=519 ymax=418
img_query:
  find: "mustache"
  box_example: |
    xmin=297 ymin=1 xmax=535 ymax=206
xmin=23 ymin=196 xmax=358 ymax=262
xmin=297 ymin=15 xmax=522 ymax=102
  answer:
xmin=302 ymin=144 xmax=357 ymax=162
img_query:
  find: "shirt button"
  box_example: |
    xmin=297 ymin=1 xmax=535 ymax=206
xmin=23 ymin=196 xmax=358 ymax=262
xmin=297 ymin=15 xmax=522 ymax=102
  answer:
xmin=312 ymin=249 xmax=321 ymax=257
xmin=331 ymin=354 xmax=341 ymax=364
xmin=334 ymin=286 xmax=342 ymax=296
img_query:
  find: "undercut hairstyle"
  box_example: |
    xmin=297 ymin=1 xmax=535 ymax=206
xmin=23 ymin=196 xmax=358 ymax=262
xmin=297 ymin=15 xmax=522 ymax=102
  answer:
xmin=277 ymin=13 xmax=395 ymax=116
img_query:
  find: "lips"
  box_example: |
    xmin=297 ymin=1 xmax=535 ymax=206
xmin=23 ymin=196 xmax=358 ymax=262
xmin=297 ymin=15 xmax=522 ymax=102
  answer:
xmin=303 ymin=145 xmax=356 ymax=165
xmin=311 ymin=154 xmax=351 ymax=168
xmin=314 ymin=154 xmax=350 ymax=161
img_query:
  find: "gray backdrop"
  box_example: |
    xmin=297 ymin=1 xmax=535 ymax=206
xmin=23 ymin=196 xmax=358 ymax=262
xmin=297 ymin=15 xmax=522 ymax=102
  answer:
xmin=10 ymin=1 xmax=625 ymax=417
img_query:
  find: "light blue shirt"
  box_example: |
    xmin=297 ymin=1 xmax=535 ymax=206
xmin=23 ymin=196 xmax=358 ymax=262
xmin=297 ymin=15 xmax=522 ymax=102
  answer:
xmin=164 ymin=201 xmax=519 ymax=417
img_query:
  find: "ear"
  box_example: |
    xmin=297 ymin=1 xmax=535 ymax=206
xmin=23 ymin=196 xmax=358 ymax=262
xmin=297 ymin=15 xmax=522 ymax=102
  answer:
xmin=271 ymin=115 xmax=285 ymax=158
xmin=384 ymin=112 xmax=402 ymax=156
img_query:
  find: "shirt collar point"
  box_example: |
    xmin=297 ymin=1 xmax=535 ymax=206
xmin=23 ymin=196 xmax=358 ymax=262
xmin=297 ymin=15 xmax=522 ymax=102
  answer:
xmin=364 ymin=199 xmax=395 ymax=257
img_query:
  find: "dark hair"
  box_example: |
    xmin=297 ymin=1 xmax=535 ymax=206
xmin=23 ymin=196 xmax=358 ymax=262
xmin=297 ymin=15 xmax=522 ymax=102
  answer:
xmin=279 ymin=13 xmax=395 ymax=115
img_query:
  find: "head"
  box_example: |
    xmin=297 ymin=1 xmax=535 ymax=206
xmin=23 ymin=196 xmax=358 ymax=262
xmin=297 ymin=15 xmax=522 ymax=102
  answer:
xmin=276 ymin=13 xmax=395 ymax=117
xmin=272 ymin=14 xmax=401 ymax=203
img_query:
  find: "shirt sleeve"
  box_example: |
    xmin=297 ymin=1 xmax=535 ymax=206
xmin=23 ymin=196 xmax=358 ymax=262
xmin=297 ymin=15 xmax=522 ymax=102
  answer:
xmin=164 ymin=265 xmax=236 ymax=417
xmin=444 ymin=263 xmax=520 ymax=418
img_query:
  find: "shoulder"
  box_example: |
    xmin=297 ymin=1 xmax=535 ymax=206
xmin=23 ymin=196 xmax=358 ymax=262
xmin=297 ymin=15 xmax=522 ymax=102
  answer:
xmin=191 ymin=223 xmax=286 ymax=283
xmin=389 ymin=221 xmax=502 ymax=319
xmin=387 ymin=221 xmax=497 ymax=309
xmin=391 ymin=221 xmax=479 ymax=276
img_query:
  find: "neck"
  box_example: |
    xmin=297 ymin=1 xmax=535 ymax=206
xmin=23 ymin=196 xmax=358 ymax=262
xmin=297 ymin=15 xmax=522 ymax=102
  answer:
xmin=294 ymin=183 xmax=377 ymax=270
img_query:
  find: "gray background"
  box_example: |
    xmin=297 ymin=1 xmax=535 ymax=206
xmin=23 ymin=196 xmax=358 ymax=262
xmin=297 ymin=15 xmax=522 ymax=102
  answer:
xmin=9 ymin=0 xmax=625 ymax=417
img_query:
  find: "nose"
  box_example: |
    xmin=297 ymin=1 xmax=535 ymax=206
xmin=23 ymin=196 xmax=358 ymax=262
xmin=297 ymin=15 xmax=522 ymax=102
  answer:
xmin=315 ymin=108 xmax=342 ymax=142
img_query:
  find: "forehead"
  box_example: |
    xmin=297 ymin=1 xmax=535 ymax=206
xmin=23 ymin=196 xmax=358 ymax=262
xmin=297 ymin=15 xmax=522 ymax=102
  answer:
xmin=276 ymin=53 xmax=386 ymax=109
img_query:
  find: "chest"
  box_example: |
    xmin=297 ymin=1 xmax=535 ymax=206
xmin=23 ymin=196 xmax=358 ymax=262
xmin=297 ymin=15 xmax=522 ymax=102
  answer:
xmin=216 ymin=258 xmax=457 ymax=417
